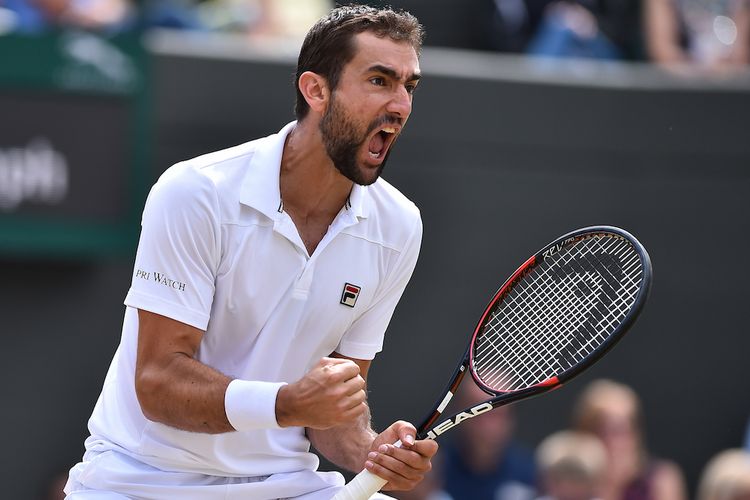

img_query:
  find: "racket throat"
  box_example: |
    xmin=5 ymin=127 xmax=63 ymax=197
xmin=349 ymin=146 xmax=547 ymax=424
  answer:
xmin=423 ymin=402 xmax=494 ymax=440
xmin=416 ymin=391 xmax=455 ymax=438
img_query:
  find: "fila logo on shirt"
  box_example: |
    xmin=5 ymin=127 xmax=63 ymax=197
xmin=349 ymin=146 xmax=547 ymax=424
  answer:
xmin=340 ymin=283 xmax=361 ymax=308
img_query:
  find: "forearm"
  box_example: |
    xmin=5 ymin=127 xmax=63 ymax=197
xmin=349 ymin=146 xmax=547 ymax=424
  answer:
xmin=645 ymin=0 xmax=688 ymax=63
xmin=731 ymin=5 xmax=750 ymax=64
xmin=136 ymin=352 xmax=234 ymax=434
xmin=307 ymin=405 xmax=378 ymax=472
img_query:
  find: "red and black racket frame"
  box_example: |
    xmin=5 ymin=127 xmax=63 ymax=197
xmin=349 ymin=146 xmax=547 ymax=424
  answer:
xmin=414 ymin=225 xmax=653 ymax=441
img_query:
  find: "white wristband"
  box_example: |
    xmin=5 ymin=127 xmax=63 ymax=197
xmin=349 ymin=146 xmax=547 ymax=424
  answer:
xmin=224 ymin=379 xmax=287 ymax=431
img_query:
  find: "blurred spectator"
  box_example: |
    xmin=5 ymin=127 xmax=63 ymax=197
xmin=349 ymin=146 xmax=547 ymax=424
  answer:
xmin=536 ymin=430 xmax=608 ymax=500
xmin=644 ymin=0 xmax=750 ymax=71
xmin=484 ymin=0 xmax=641 ymax=59
xmin=434 ymin=380 xmax=537 ymax=500
xmin=526 ymin=1 xmax=641 ymax=59
xmin=392 ymin=461 xmax=453 ymax=500
xmin=0 ymin=0 xmax=134 ymax=34
xmin=247 ymin=0 xmax=331 ymax=40
xmin=572 ymin=379 xmax=687 ymax=500
xmin=140 ymin=0 xmax=203 ymax=30
xmin=161 ymin=0 xmax=333 ymax=41
xmin=696 ymin=449 xmax=750 ymax=500
xmin=483 ymin=0 xmax=550 ymax=52
xmin=72 ymin=0 xmax=333 ymax=36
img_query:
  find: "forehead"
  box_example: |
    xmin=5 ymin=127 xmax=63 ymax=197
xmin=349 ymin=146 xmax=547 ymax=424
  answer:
xmin=346 ymin=31 xmax=420 ymax=77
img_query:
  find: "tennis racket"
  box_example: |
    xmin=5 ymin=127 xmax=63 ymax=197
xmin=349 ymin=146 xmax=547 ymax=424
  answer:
xmin=332 ymin=225 xmax=652 ymax=500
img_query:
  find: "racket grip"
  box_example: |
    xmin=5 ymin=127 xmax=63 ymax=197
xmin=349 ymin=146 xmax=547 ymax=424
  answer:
xmin=332 ymin=439 xmax=403 ymax=500
xmin=331 ymin=469 xmax=387 ymax=500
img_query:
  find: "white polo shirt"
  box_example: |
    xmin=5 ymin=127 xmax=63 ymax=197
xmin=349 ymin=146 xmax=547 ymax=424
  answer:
xmin=84 ymin=122 xmax=422 ymax=491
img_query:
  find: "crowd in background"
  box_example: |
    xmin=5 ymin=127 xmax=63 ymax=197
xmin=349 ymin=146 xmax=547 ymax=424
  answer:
xmin=391 ymin=378 xmax=750 ymax=500
xmin=483 ymin=0 xmax=750 ymax=72
xmin=1 ymin=0 xmax=750 ymax=73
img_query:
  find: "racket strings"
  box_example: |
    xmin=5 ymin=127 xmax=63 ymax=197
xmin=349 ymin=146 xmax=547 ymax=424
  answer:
xmin=473 ymin=234 xmax=643 ymax=392
xmin=478 ymin=236 xmax=640 ymax=389
xmin=481 ymin=270 xmax=603 ymax=389
xmin=483 ymin=271 xmax=602 ymax=387
xmin=481 ymin=247 xmax=615 ymax=382
xmin=482 ymin=237 xmax=638 ymax=386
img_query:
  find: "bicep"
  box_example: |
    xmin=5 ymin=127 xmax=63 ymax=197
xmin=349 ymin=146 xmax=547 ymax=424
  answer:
xmin=136 ymin=309 xmax=204 ymax=378
xmin=134 ymin=309 xmax=233 ymax=431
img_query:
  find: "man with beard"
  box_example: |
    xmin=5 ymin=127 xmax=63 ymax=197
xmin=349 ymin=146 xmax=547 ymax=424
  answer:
xmin=65 ymin=5 xmax=437 ymax=500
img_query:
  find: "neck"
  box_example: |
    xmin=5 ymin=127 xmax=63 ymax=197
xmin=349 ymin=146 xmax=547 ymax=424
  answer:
xmin=280 ymin=119 xmax=353 ymax=218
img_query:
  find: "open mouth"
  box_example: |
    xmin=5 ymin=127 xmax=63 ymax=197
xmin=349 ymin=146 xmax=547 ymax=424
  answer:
xmin=367 ymin=126 xmax=398 ymax=161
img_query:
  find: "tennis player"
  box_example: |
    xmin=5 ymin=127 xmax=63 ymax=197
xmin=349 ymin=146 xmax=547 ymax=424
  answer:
xmin=64 ymin=5 xmax=437 ymax=499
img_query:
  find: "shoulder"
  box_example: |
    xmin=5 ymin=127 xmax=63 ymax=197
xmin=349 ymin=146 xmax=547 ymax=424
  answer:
xmin=148 ymin=140 xmax=263 ymax=215
xmin=368 ymin=177 xmax=420 ymax=222
xmin=161 ymin=141 xmax=259 ymax=194
xmin=361 ymin=177 xmax=422 ymax=250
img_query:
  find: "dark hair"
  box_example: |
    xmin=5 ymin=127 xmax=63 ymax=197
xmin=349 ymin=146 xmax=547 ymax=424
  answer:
xmin=294 ymin=4 xmax=424 ymax=120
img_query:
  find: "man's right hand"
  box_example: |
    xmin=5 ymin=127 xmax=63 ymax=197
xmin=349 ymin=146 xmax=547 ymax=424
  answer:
xmin=275 ymin=357 xmax=367 ymax=429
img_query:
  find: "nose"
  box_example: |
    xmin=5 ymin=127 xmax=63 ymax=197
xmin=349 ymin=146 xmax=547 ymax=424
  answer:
xmin=386 ymin=85 xmax=412 ymax=120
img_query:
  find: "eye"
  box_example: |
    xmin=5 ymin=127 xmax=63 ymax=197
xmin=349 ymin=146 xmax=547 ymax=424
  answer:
xmin=369 ymin=76 xmax=386 ymax=86
xmin=405 ymin=82 xmax=419 ymax=94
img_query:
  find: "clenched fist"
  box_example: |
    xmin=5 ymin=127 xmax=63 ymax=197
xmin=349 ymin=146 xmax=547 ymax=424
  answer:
xmin=276 ymin=357 xmax=367 ymax=429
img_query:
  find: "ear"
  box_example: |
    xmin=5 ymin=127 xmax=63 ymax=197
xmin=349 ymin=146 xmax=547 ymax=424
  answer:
xmin=298 ymin=71 xmax=329 ymax=115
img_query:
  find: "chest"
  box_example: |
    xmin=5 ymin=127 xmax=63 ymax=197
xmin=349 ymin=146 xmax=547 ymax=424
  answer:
xmin=286 ymin=212 xmax=332 ymax=256
xmin=202 ymin=221 xmax=399 ymax=373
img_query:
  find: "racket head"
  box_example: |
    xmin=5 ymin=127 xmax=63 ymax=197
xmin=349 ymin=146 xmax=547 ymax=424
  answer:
xmin=468 ymin=226 xmax=652 ymax=396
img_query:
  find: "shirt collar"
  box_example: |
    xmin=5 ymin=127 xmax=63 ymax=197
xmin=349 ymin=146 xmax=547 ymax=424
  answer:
xmin=240 ymin=121 xmax=371 ymax=221
xmin=347 ymin=182 xmax=369 ymax=220
xmin=239 ymin=121 xmax=294 ymax=220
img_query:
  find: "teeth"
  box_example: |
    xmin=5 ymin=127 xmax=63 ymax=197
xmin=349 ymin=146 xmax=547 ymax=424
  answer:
xmin=369 ymin=151 xmax=380 ymax=158
xmin=381 ymin=127 xmax=396 ymax=134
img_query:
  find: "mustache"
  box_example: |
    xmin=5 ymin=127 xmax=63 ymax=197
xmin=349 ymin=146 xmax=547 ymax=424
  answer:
xmin=367 ymin=114 xmax=402 ymax=134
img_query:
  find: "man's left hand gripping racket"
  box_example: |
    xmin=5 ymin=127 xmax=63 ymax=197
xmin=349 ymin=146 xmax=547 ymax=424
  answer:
xmin=332 ymin=226 xmax=652 ymax=500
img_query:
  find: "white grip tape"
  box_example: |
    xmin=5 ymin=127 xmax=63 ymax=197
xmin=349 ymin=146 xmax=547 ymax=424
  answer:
xmin=332 ymin=469 xmax=387 ymax=500
xmin=332 ymin=439 xmax=403 ymax=500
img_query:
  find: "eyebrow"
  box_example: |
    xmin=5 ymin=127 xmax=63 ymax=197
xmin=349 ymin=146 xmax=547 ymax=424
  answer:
xmin=367 ymin=64 xmax=421 ymax=82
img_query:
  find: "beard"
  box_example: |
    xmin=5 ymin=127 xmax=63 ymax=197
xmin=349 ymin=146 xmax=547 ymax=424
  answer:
xmin=319 ymin=95 xmax=393 ymax=186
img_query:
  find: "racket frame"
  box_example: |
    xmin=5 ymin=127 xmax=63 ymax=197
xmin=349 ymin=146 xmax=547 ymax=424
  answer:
xmin=415 ymin=225 xmax=652 ymax=441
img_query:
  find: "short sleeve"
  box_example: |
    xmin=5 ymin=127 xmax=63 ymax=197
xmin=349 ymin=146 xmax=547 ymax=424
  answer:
xmin=124 ymin=164 xmax=221 ymax=330
xmin=335 ymin=215 xmax=423 ymax=360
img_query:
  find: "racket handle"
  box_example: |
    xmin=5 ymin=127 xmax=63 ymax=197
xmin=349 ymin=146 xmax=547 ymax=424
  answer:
xmin=332 ymin=439 xmax=403 ymax=500
xmin=331 ymin=469 xmax=387 ymax=500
